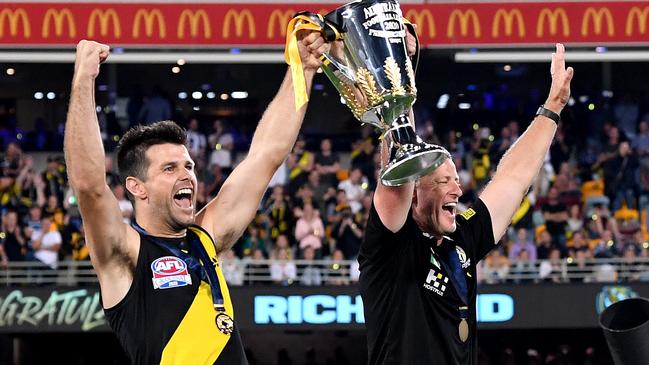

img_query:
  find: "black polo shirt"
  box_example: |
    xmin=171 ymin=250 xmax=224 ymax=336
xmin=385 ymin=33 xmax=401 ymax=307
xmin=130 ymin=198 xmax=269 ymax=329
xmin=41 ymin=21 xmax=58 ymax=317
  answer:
xmin=359 ymin=199 xmax=495 ymax=365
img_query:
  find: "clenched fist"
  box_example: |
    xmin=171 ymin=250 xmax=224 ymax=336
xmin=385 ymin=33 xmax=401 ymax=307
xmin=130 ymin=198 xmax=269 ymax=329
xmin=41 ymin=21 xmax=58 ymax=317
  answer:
xmin=73 ymin=40 xmax=110 ymax=81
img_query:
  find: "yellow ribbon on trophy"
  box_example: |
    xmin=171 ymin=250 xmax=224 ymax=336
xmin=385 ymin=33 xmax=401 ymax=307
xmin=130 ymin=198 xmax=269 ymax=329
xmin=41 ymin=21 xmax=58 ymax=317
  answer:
xmin=284 ymin=14 xmax=326 ymax=111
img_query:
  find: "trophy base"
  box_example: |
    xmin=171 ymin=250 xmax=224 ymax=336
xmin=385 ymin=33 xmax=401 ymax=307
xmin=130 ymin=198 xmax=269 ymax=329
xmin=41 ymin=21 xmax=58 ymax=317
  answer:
xmin=380 ymin=144 xmax=451 ymax=187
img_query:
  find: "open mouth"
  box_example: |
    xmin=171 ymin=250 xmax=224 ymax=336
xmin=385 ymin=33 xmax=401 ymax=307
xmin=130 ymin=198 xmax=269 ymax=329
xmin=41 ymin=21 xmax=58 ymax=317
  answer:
xmin=173 ymin=188 xmax=193 ymax=210
xmin=441 ymin=202 xmax=457 ymax=217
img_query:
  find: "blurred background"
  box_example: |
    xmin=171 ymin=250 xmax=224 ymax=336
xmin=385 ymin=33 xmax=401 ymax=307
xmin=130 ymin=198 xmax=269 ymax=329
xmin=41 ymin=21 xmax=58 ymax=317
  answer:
xmin=1 ymin=1 xmax=649 ymax=364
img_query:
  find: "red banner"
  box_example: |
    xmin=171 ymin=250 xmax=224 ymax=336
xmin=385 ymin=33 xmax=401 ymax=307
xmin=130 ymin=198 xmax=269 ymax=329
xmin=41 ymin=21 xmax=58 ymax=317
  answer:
xmin=1 ymin=2 xmax=649 ymax=48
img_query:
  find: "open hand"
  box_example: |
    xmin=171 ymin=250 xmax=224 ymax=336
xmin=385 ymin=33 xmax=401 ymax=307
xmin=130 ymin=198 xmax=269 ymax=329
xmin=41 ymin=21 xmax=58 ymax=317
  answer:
xmin=73 ymin=40 xmax=110 ymax=81
xmin=544 ymin=43 xmax=574 ymax=114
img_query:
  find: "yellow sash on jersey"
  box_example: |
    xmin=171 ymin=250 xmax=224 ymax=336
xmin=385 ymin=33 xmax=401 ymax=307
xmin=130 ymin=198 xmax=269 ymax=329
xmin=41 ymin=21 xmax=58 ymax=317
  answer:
xmin=160 ymin=226 xmax=234 ymax=365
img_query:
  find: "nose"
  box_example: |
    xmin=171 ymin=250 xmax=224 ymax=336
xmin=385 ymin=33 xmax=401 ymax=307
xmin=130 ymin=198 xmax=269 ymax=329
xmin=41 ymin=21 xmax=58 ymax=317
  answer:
xmin=452 ymin=180 xmax=463 ymax=197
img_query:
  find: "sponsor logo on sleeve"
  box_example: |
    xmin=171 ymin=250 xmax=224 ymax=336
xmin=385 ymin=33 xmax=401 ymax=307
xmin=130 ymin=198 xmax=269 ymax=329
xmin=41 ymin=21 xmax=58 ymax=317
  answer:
xmin=151 ymin=256 xmax=192 ymax=289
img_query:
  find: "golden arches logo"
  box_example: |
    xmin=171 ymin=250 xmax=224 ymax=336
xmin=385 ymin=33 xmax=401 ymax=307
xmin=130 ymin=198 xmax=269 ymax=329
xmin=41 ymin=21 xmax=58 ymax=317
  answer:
xmin=447 ymin=9 xmax=480 ymax=38
xmin=223 ymin=9 xmax=255 ymax=39
xmin=267 ymin=9 xmax=294 ymax=39
xmin=405 ymin=9 xmax=435 ymax=38
xmin=178 ymin=9 xmax=211 ymax=39
xmin=88 ymin=9 xmax=121 ymax=38
xmin=0 ymin=8 xmax=30 ymax=38
xmin=133 ymin=9 xmax=165 ymax=38
xmin=626 ymin=6 xmax=649 ymax=35
xmin=581 ymin=7 xmax=614 ymax=36
xmin=492 ymin=8 xmax=525 ymax=38
xmin=42 ymin=9 xmax=76 ymax=38
xmin=537 ymin=8 xmax=569 ymax=37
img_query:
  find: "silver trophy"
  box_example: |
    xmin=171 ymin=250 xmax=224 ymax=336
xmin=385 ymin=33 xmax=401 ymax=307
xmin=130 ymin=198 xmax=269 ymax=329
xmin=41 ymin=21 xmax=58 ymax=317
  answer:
xmin=298 ymin=0 xmax=449 ymax=186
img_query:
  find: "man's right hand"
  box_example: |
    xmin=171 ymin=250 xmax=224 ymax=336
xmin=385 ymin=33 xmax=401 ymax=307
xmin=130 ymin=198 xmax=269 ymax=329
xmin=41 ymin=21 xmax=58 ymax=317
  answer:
xmin=73 ymin=40 xmax=110 ymax=81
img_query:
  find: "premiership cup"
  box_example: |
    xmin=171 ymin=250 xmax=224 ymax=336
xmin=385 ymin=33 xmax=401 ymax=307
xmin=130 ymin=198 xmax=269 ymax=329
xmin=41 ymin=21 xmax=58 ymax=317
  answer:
xmin=292 ymin=0 xmax=450 ymax=186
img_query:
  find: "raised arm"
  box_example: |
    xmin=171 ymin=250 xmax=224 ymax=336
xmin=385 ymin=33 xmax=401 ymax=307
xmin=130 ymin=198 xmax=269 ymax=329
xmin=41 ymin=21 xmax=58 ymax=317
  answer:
xmin=64 ymin=41 xmax=134 ymax=303
xmin=480 ymin=43 xmax=574 ymax=243
xmin=196 ymin=32 xmax=328 ymax=253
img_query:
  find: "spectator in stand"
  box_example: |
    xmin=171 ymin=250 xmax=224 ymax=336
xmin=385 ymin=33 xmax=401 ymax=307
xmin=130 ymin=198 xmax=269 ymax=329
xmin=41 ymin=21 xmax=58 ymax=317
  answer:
xmin=443 ymin=129 xmax=465 ymax=163
xmin=542 ymin=186 xmax=569 ymax=248
xmin=0 ymin=172 xmax=21 ymax=211
xmin=509 ymin=228 xmax=537 ymax=261
xmin=481 ymin=247 xmax=510 ymax=284
xmin=31 ymin=215 xmax=61 ymax=269
xmin=264 ymin=185 xmax=293 ymax=243
xmin=305 ymin=171 xmax=328 ymax=217
xmin=16 ymin=156 xmax=46 ymax=212
xmin=1 ymin=210 xmax=26 ymax=262
xmin=510 ymin=249 xmax=535 ymax=284
xmin=491 ymin=125 xmax=513 ymax=162
xmin=42 ymin=156 xmax=67 ymax=204
xmin=270 ymin=247 xmax=297 ymax=285
xmin=137 ymin=85 xmax=172 ymax=124
xmin=602 ymin=141 xmax=638 ymax=210
xmin=240 ymin=225 xmax=268 ymax=259
xmin=1 ymin=142 xmax=24 ymax=177
xmin=593 ymin=229 xmax=617 ymax=258
xmin=208 ymin=120 xmax=235 ymax=176
xmin=221 ymin=249 xmax=245 ymax=286
xmin=539 ymin=247 xmax=564 ymax=283
xmin=246 ymin=248 xmax=270 ymax=285
xmin=70 ymin=223 xmax=89 ymax=261
xmin=112 ymin=184 xmax=133 ymax=224
xmin=337 ymin=167 xmax=367 ymax=214
xmin=185 ymin=118 xmax=207 ymax=171
xmin=566 ymin=204 xmax=584 ymax=235
xmin=294 ymin=203 xmax=324 ymax=254
xmin=327 ymin=249 xmax=349 ymax=286
xmin=314 ymin=138 xmax=340 ymax=189
xmin=298 ymin=246 xmax=322 ymax=286
xmin=287 ymin=134 xmax=314 ymax=195
xmin=335 ymin=206 xmax=363 ymax=260
xmin=569 ymin=230 xmax=590 ymax=255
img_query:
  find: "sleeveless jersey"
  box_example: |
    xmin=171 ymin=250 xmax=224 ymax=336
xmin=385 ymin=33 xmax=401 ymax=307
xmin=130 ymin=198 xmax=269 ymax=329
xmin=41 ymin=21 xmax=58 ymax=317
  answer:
xmin=104 ymin=226 xmax=248 ymax=365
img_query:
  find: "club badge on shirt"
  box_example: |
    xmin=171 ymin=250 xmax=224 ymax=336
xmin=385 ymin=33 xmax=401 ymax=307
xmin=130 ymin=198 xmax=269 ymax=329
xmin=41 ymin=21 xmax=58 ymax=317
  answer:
xmin=456 ymin=246 xmax=471 ymax=269
xmin=151 ymin=256 xmax=193 ymax=289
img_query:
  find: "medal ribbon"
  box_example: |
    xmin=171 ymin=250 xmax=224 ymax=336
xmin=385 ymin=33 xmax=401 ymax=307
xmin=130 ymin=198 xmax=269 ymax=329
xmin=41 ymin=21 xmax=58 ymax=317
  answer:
xmin=437 ymin=243 xmax=470 ymax=326
xmin=132 ymin=221 xmax=225 ymax=311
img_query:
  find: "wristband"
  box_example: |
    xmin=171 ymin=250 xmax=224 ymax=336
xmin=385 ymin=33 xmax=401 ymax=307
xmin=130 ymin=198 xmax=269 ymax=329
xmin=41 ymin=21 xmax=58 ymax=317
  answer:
xmin=536 ymin=105 xmax=561 ymax=124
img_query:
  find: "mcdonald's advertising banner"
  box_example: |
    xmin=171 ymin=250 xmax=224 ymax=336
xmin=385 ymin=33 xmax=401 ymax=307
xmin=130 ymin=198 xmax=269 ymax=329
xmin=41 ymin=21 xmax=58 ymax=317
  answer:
xmin=1 ymin=2 xmax=649 ymax=48
xmin=0 ymin=283 xmax=648 ymax=333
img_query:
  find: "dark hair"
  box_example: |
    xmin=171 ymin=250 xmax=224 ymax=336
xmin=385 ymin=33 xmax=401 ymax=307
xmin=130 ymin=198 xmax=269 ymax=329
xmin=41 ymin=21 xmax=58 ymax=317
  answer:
xmin=117 ymin=120 xmax=187 ymax=186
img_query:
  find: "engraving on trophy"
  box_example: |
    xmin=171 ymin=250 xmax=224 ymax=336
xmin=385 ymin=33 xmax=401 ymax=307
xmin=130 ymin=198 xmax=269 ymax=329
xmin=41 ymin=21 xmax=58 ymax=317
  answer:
xmin=384 ymin=57 xmax=406 ymax=96
xmin=404 ymin=58 xmax=417 ymax=94
xmin=356 ymin=68 xmax=383 ymax=106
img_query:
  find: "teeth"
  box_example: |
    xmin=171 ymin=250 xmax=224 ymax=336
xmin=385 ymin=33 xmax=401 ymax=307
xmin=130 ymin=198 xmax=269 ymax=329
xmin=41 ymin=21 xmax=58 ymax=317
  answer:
xmin=175 ymin=188 xmax=192 ymax=196
xmin=443 ymin=203 xmax=457 ymax=208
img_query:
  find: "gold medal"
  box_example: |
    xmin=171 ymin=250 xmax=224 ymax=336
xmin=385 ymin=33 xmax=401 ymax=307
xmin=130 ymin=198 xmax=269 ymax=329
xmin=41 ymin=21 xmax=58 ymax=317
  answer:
xmin=458 ymin=319 xmax=469 ymax=342
xmin=215 ymin=313 xmax=234 ymax=335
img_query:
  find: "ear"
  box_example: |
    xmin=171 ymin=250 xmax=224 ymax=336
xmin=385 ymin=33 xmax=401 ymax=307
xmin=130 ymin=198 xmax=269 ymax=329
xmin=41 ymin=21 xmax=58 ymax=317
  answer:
xmin=125 ymin=176 xmax=147 ymax=201
xmin=411 ymin=185 xmax=418 ymax=207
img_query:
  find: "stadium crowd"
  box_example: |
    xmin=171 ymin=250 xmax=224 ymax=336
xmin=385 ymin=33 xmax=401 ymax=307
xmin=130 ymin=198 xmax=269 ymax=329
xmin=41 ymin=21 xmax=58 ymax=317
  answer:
xmin=1 ymin=91 xmax=649 ymax=286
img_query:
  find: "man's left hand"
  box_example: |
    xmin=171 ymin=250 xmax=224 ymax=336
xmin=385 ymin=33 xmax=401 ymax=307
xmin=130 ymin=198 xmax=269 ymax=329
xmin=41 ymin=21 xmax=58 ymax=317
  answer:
xmin=297 ymin=31 xmax=330 ymax=71
xmin=544 ymin=43 xmax=574 ymax=114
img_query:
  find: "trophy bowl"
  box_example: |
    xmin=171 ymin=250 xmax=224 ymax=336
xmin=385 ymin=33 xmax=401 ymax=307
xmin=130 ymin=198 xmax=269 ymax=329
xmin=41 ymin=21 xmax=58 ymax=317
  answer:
xmin=299 ymin=0 xmax=450 ymax=186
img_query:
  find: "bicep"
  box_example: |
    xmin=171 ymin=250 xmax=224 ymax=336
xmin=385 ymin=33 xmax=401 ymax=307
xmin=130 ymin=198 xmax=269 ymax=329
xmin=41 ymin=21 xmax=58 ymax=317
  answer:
xmin=480 ymin=179 xmax=525 ymax=243
xmin=197 ymin=155 xmax=273 ymax=252
xmin=76 ymin=185 xmax=129 ymax=267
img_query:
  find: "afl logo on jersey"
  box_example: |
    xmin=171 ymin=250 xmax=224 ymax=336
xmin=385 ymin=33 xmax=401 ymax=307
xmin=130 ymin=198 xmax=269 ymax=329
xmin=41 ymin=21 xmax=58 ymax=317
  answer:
xmin=151 ymin=256 xmax=193 ymax=289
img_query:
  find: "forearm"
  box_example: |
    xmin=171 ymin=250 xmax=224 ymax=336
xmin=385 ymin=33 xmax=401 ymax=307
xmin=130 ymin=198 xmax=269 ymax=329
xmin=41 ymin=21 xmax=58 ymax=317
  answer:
xmin=64 ymin=77 xmax=106 ymax=192
xmin=491 ymin=117 xmax=557 ymax=195
xmin=247 ymin=68 xmax=314 ymax=167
